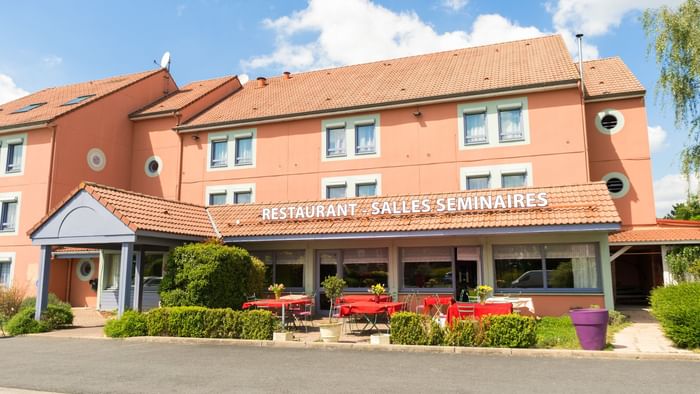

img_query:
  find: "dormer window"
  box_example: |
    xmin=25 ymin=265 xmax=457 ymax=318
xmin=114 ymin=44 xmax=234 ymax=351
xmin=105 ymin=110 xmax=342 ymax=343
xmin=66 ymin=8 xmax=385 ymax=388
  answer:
xmin=12 ymin=103 xmax=46 ymax=114
xmin=62 ymin=95 xmax=95 ymax=106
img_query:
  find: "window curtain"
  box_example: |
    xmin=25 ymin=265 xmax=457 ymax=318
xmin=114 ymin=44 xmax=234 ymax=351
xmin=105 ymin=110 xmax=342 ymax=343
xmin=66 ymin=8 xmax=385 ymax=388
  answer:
xmin=402 ymin=247 xmax=452 ymax=262
xmin=276 ymin=250 xmax=305 ymax=265
xmin=2 ymin=201 xmax=17 ymax=230
xmin=546 ymin=244 xmax=598 ymax=288
xmin=355 ymin=124 xmax=375 ymax=153
xmin=327 ymin=128 xmax=346 ymax=155
xmin=0 ymin=261 xmax=10 ymax=286
xmin=465 ymin=113 xmax=486 ymax=143
xmin=501 ymin=173 xmax=526 ymax=188
xmin=493 ymin=245 xmax=542 ymax=260
xmin=499 ymin=109 xmax=522 ymax=138
xmin=211 ymin=140 xmax=227 ymax=165
xmin=356 ymin=183 xmax=376 ymax=197
xmin=7 ymin=144 xmax=22 ymax=171
xmin=343 ymin=248 xmax=388 ymax=264
xmin=235 ymin=138 xmax=252 ymax=164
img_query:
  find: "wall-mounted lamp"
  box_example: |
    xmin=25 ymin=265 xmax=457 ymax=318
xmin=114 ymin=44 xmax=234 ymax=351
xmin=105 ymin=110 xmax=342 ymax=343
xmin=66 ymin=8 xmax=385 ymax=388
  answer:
xmin=412 ymin=111 xmax=422 ymax=117
xmin=191 ymin=134 xmax=200 ymax=141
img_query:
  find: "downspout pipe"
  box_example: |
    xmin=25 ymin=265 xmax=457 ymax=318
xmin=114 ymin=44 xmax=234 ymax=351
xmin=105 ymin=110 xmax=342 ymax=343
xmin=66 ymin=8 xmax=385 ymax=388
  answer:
xmin=576 ymin=33 xmax=591 ymax=182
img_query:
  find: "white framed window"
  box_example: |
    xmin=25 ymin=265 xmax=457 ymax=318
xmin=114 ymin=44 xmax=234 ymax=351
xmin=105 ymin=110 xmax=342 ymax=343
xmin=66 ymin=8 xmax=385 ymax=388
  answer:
xmin=322 ymin=114 xmax=380 ymax=161
xmin=207 ymin=129 xmax=256 ymax=171
xmin=457 ymin=98 xmax=530 ymax=150
xmin=144 ymin=156 xmax=163 ymax=177
xmin=0 ymin=252 xmax=16 ymax=287
xmin=205 ymin=184 xmax=256 ymax=205
xmin=460 ymin=163 xmax=532 ymax=190
xmin=321 ymin=174 xmax=381 ymax=199
xmin=0 ymin=134 xmax=27 ymax=176
xmin=0 ymin=192 xmax=20 ymax=236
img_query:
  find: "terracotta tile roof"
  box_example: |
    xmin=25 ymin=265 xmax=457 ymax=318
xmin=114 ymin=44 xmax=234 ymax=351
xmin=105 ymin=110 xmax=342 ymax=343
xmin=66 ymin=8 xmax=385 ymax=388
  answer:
xmin=181 ymin=35 xmax=579 ymax=130
xmin=609 ymin=219 xmax=700 ymax=244
xmin=0 ymin=69 xmax=166 ymax=130
xmin=29 ymin=182 xmax=216 ymax=239
xmin=52 ymin=246 xmax=99 ymax=255
xmin=581 ymin=57 xmax=645 ymax=99
xmin=209 ymin=182 xmax=620 ymax=239
xmin=131 ymin=75 xmax=237 ymax=118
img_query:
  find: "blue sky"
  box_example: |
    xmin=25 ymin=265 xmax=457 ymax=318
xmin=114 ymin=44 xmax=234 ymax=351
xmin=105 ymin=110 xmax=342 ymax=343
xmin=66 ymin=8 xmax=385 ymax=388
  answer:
xmin=0 ymin=0 xmax=690 ymax=216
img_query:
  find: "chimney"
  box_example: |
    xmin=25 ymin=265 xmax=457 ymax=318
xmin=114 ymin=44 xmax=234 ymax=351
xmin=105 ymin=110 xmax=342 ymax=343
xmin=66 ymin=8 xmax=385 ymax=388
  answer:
xmin=282 ymin=71 xmax=291 ymax=80
xmin=576 ymin=33 xmax=584 ymax=97
xmin=256 ymin=77 xmax=267 ymax=88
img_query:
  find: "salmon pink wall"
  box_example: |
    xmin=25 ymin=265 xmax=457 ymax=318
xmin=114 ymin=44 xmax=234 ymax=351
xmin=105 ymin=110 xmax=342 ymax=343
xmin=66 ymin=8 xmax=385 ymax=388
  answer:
xmin=586 ymin=97 xmax=656 ymax=226
xmin=68 ymin=258 xmax=98 ymax=308
xmin=180 ymin=88 xmax=590 ymax=205
xmin=131 ymin=117 xmax=181 ymax=200
xmin=50 ymin=70 xmax=177 ymax=208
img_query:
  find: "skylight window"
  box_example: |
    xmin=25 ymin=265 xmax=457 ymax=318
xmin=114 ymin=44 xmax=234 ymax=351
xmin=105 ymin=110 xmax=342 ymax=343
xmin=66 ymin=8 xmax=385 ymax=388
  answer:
xmin=12 ymin=103 xmax=46 ymax=113
xmin=62 ymin=95 xmax=95 ymax=106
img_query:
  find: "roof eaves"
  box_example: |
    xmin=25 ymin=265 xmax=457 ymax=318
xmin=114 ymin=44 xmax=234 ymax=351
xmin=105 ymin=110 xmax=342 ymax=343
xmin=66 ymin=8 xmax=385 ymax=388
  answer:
xmin=584 ymin=90 xmax=646 ymax=102
xmin=0 ymin=120 xmax=51 ymax=133
xmin=177 ymin=79 xmax=580 ymax=132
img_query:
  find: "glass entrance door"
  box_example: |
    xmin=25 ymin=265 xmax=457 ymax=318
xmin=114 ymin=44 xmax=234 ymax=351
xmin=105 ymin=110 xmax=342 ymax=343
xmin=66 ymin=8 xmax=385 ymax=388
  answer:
xmin=455 ymin=247 xmax=480 ymax=301
xmin=317 ymin=250 xmax=340 ymax=311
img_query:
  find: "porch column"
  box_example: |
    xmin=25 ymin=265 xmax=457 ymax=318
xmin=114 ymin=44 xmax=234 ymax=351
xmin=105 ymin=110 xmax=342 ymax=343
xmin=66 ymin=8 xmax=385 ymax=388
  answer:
xmin=34 ymin=245 xmax=53 ymax=321
xmin=133 ymin=250 xmax=144 ymax=312
xmin=117 ymin=242 xmax=134 ymax=317
xmin=660 ymin=245 xmax=675 ymax=285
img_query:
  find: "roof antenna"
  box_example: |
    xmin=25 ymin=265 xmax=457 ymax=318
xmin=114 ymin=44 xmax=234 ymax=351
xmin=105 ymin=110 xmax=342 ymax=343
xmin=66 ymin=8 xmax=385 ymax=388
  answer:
xmin=576 ymin=33 xmax=584 ymax=97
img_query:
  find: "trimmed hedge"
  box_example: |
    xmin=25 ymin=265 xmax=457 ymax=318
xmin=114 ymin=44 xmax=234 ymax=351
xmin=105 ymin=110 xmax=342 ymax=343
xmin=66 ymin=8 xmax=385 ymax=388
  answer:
xmin=651 ymin=282 xmax=700 ymax=349
xmin=104 ymin=307 xmax=277 ymax=340
xmin=390 ymin=312 xmax=537 ymax=348
xmin=160 ymin=242 xmax=265 ymax=309
xmin=5 ymin=304 xmax=74 ymax=336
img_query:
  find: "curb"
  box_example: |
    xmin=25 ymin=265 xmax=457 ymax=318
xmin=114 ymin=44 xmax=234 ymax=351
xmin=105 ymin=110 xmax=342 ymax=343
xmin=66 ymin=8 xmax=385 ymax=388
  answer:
xmin=107 ymin=335 xmax=700 ymax=361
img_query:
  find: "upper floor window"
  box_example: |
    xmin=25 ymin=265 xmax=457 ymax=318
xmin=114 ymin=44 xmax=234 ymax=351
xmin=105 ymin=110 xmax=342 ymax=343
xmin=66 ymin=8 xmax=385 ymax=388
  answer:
xmin=457 ymin=98 xmax=529 ymax=150
xmin=207 ymin=129 xmax=256 ymax=170
xmin=464 ymin=111 xmax=488 ymax=145
xmin=322 ymin=174 xmax=381 ymax=199
xmin=0 ymin=135 xmax=26 ymax=176
xmin=0 ymin=254 xmax=13 ymax=287
xmin=205 ymin=184 xmax=255 ymax=205
xmin=460 ymin=163 xmax=532 ymax=191
xmin=322 ymin=115 xmax=380 ymax=161
xmin=498 ymin=107 xmax=523 ymax=142
xmin=0 ymin=197 xmax=18 ymax=233
xmin=62 ymin=95 xmax=95 ymax=106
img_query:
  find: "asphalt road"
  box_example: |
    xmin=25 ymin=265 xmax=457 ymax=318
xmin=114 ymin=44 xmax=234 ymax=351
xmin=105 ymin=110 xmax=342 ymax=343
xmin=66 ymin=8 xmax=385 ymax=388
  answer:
xmin=0 ymin=336 xmax=697 ymax=394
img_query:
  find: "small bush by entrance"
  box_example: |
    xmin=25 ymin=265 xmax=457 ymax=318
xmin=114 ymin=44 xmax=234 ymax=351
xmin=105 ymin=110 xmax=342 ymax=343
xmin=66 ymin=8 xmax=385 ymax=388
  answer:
xmin=650 ymin=282 xmax=700 ymax=349
xmin=5 ymin=303 xmax=74 ymax=336
xmin=159 ymin=241 xmax=265 ymax=309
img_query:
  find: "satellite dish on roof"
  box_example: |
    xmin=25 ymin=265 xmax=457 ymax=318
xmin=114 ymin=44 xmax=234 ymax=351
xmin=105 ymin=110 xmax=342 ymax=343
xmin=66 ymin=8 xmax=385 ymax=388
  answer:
xmin=160 ymin=51 xmax=171 ymax=70
xmin=238 ymin=74 xmax=249 ymax=85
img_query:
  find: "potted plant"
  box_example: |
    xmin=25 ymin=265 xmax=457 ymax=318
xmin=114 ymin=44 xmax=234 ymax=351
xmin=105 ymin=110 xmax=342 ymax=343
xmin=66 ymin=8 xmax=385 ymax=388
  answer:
xmin=368 ymin=283 xmax=386 ymax=302
xmin=569 ymin=305 xmax=609 ymax=350
xmin=318 ymin=275 xmax=347 ymax=343
xmin=475 ymin=285 xmax=493 ymax=304
xmin=268 ymin=283 xmax=285 ymax=299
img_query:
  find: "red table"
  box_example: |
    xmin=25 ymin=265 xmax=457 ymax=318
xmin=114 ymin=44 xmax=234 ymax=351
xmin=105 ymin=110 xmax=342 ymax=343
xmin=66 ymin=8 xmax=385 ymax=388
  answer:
xmin=242 ymin=298 xmax=312 ymax=327
xmin=337 ymin=294 xmax=392 ymax=303
xmin=337 ymin=301 xmax=405 ymax=333
xmin=446 ymin=302 xmax=513 ymax=326
xmin=422 ymin=296 xmax=455 ymax=315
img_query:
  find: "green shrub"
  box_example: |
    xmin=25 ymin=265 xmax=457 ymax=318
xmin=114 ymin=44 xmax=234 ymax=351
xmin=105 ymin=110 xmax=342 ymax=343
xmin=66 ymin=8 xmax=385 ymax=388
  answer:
xmin=444 ymin=318 xmax=478 ymax=347
xmin=481 ymin=314 xmax=537 ymax=348
xmin=160 ymin=242 xmax=258 ymax=309
xmin=42 ymin=303 xmax=74 ymax=328
xmin=390 ymin=312 xmax=432 ymax=345
xmin=5 ymin=308 xmax=49 ymax=335
xmin=0 ymin=286 xmax=25 ymax=321
xmin=240 ymin=309 xmax=278 ymax=340
xmin=651 ymin=282 xmax=700 ymax=348
xmin=608 ymin=310 xmax=629 ymax=326
xmin=247 ymin=257 xmax=267 ymax=299
xmin=20 ymin=293 xmax=69 ymax=311
xmin=104 ymin=310 xmax=148 ymax=338
xmin=535 ymin=316 xmax=579 ymax=349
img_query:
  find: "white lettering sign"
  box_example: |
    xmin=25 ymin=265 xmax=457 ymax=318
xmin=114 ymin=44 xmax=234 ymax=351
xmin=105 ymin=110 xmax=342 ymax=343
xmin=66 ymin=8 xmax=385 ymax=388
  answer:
xmin=261 ymin=192 xmax=548 ymax=221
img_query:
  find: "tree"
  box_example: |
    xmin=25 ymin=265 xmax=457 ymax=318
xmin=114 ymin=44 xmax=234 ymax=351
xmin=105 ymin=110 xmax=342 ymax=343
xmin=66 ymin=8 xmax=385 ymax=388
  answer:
xmin=665 ymin=195 xmax=700 ymax=220
xmin=642 ymin=1 xmax=700 ymax=176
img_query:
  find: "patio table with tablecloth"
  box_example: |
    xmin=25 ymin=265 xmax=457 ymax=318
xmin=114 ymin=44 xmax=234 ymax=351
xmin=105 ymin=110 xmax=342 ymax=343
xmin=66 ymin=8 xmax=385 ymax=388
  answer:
xmin=486 ymin=297 xmax=535 ymax=314
xmin=445 ymin=302 xmax=513 ymax=326
xmin=337 ymin=301 xmax=405 ymax=333
xmin=337 ymin=294 xmax=392 ymax=304
xmin=421 ymin=296 xmax=455 ymax=316
xmin=242 ymin=298 xmax=312 ymax=328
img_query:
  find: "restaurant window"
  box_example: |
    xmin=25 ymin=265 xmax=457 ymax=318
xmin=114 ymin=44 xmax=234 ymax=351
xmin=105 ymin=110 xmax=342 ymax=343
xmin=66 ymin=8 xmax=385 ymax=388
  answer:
xmin=142 ymin=253 xmax=165 ymax=290
xmin=326 ymin=184 xmax=347 ymax=199
xmin=234 ymin=136 xmax=252 ymax=166
xmin=401 ymin=247 xmax=453 ymax=289
xmin=251 ymin=250 xmax=305 ymax=291
xmin=355 ymin=182 xmax=377 ymax=197
xmin=498 ymin=107 xmax=523 ymax=141
xmin=466 ymin=175 xmax=490 ymax=190
xmin=326 ymin=126 xmax=346 ymax=157
xmin=355 ymin=123 xmax=376 ymax=154
xmin=464 ymin=112 xmax=488 ymax=145
xmin=494 ymin=244 xmax=599 ymax=291
xmin=501 ymin=172 xmax=527 ymax=188
xmin=318 ymin=248 xmax=389 ymax=291
xmin=0 ymin=256 xmax=12 ymax=287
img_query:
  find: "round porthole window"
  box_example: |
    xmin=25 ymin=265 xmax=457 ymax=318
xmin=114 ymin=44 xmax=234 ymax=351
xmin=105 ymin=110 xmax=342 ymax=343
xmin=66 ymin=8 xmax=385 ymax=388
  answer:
xmin=595 ymin=109 xmax=625 ymax=135
xmin=76 ymin=260 xmax=95 ymax=281
xmin=144 ymin=156 xmax=163 ymax=177
xmin=602 ymin=172 xmax=630 ymax=199
xmin=87 ymin=148 xmax=106 ymax=171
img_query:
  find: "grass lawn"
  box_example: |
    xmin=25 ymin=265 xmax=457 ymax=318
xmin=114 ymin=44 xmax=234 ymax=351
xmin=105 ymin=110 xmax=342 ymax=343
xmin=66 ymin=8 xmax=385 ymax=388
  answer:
xmin=535 ymin=313 xmax=630 ymax=350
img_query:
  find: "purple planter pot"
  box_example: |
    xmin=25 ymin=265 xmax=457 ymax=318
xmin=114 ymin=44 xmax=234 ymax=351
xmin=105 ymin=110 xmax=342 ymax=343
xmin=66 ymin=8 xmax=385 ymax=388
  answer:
xmin=569 ymin=308 xmax=609 ymax=351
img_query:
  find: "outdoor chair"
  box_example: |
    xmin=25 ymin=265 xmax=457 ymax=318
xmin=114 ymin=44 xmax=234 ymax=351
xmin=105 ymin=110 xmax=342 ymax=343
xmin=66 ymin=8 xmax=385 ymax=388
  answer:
xmin=456 ymin=302 xmax=475 ymax=318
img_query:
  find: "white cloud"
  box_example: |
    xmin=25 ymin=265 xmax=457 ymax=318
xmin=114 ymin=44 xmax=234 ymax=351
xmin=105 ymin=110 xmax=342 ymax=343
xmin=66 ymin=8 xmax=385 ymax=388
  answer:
xmin=242 ymin=0 xmax=549 ymax=72
xmin=648 ymin=125 xmax=669 ymax=153
xmin=550 ymin=0 xmax=684 ymax=37
xmin=42 ymin=55 xmax=63 ymax=68
xmin=442 ymin=0 xmax=468 ymax=12
xmin=654 ymin=174 xmax=699 ymax=217
xmin=0 ymin=73 xmax=28 ymax=105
